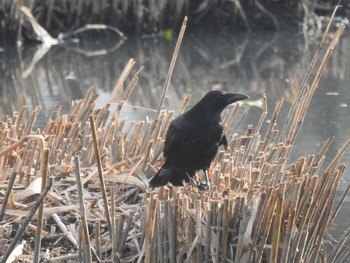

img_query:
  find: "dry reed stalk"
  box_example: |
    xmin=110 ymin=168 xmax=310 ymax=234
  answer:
xmin=0 ymin=136 xmax=30 ymax=157
xmin=280 ymin=5 xmax=341 ymax=143
xmin=286 ymin=24 xmax=345 ymax=146
xmin=33 ymin=149 xmax=50 ymax=263
xmin=114 ymin=216 xmax=123 ymax=261
xmin=177 ymin=95 xmax=191 ymax=115
xmin=331 ymin=181 xmax=350 ymax=222
xmin=215 ymin=201 xmax=223 ymax=263
xmin=280 ymin=206 xmax=296 ymax=262
xmin=89 ymin=115 xmax=113 ymax=238
xmin=74 ymin=156 xmax=93 ymax=263
xmin=119 ymin=212 xmax=134 ymax=254
xmin=95 ymin=220 xmax=102 ymax=260
xmin=221 ymin=198 xmax=229 ymax=262
xmin=223 ymin=103 xmax=240 ymax=134
xmin=254 ymin=189 xmax=278 ymax=263
xmin=51 ymin=212 xmax=78 ymax=247
xmin=0 ymin=159 xmax=21 ymax=221
xmin=46 ymin=253 xmax=80 ymax=262
xmin=329 ymin=225 xmax=350 ymax=262
xmin=157 ymin=16 xmax=188 ymax=117
xmin=144 ymin=195 xmax=157 ymax=263
xmin=108 ymin=58 xmax=136 ymax=105
xmin=0 ymin=178 xmax=52 ymax=263
xmin=110 ymin=187 xmax=118 ymax=262
xmin=270 ymin=191 xmax=283 ymax=263
xmin=155 ymin=201 xmax=164 ymax=262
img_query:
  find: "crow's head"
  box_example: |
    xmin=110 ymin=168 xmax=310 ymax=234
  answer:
xmin=192 ymin=90 xmax=249 ymax=116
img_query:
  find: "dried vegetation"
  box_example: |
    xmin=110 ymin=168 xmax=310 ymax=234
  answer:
xmin=0 ymin=14 xmax=349 ymax=263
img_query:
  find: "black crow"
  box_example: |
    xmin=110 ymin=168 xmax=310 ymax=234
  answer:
xmin=149 ymin=90 xmax=249 ymax=190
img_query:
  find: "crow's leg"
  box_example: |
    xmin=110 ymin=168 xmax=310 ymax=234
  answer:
xmin=198 ymin=169 xmax=211 ymax=191
xmin=185 ymin=172 xmax=197 ymax=187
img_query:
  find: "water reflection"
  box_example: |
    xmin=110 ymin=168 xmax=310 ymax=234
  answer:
xmin=1 ymin=30 xmax=350 ymax=236
xmin=0 ymin=30 xmax=315 ymax=115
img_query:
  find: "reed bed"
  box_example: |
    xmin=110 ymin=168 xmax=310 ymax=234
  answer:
xmin=1 ymin=0 xmax=324 ymax=42
xmin=0 ymin=21 xmax=349 ymax=263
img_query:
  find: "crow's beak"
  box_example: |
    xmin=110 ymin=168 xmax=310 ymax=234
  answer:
xmin=225 ymin=93 xmax=250 ymax=104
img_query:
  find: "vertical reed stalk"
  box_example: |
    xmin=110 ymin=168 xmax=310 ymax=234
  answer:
xmin=74 ymin=156 xmax=92 ymax=263
xmin=89 ymin=116 xmax=113 ymax=238
xmin=33 ymin=149 xmax=50 ymax=263
xmin=157 ymin=16 xmax=188 ymax=117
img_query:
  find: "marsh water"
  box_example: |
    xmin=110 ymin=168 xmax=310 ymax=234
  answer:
xmin=1 ymin=29 xmax=350 ymax=237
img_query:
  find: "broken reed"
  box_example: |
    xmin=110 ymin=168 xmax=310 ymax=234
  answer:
xmin=0 ymin=28 xmax=349 ymax=263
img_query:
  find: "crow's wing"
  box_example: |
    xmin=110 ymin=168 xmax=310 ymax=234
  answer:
xmin=163 ymin=117 xmax=191 ymax=158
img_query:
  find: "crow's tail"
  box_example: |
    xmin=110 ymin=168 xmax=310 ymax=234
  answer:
xmin=149 ymin=167 xmax=189 ymax=188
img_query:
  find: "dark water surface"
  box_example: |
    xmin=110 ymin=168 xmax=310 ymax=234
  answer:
xmin=1 ymin=29 xmax=350 ymax=238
